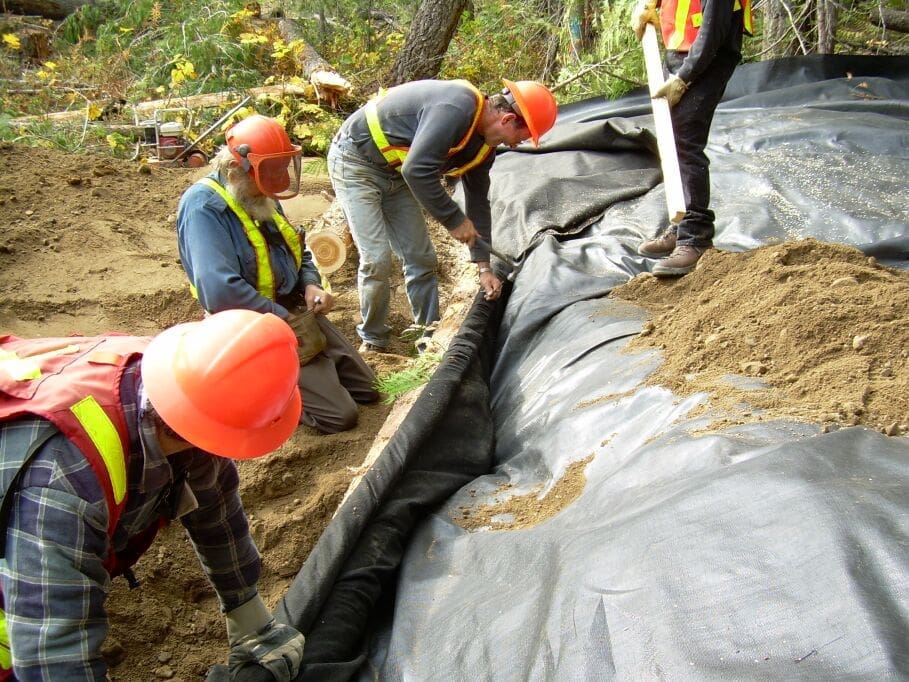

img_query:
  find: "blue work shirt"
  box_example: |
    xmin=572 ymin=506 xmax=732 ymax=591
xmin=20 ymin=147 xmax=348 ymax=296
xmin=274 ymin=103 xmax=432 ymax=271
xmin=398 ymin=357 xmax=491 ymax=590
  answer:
xmin=176 ymin=171 xmax=322 ymax=320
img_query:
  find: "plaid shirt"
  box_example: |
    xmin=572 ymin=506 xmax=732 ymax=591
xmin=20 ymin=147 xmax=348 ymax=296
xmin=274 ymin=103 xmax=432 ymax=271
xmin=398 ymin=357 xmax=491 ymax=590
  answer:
xmin=0 ymin=361 xmax=261 ymax=680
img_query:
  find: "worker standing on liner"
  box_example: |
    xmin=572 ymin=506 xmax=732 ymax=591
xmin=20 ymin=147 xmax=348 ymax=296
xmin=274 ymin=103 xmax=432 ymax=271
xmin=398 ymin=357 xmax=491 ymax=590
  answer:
xmin=633 ymin=0 xmax=752 ymax=275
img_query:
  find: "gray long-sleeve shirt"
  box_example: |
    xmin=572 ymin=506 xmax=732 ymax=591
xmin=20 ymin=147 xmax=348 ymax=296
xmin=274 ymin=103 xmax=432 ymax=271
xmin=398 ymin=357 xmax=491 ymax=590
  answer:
xmin=339 ymin=80 xmax=495 ymax=261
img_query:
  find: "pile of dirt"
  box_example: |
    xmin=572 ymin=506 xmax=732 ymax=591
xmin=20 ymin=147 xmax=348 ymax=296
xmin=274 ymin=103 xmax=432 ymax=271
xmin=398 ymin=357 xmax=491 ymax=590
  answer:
xmin=0 ymin=143 xmax=470 ymax=680
xmin=456 ymin=240 xmax=907 ymax=537
xmin=610 ymin=240 xmax=909 ymax=435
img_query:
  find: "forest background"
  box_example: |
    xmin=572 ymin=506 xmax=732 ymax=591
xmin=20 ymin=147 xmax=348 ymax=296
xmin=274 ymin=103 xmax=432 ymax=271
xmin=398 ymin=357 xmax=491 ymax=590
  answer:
xmin=1 ymin=0 xmax=907 ymax=161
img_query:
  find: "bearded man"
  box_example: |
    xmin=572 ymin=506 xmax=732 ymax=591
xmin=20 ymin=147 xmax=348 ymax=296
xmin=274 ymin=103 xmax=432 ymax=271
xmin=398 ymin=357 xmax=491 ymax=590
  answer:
xmin=176 ymin=114 xmax=377 ymax=434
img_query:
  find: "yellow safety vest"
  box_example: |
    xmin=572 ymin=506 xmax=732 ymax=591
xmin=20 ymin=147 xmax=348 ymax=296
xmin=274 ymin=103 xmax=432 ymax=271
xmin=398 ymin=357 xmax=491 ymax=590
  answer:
xmin=195 ymin=177 xmax=303 ymax=302
xmin=364 ymin=80 xmax=493 ymax=178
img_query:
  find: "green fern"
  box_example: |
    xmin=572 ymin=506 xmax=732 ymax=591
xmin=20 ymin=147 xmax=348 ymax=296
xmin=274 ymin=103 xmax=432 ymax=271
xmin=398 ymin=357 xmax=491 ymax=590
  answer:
xmin=374 ymin=352 xmax=443 ymax=404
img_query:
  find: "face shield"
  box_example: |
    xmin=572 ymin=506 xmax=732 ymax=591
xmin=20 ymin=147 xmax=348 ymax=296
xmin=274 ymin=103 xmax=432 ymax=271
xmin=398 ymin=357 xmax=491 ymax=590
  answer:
xmin=237 ymin=146 xmax=303 ymax=200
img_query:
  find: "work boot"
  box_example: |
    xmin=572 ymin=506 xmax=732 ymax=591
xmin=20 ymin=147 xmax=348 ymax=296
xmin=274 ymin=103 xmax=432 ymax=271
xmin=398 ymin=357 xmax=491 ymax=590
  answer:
xmin=651 ymin=245 xmax=707 ymax=276
xmin=400 ymin=323 xmax=437 ymax=341
xmin=359 ymin=341 xmax=389 ymax=354
xmin=638 ymin=228 xmax=677 ymax=258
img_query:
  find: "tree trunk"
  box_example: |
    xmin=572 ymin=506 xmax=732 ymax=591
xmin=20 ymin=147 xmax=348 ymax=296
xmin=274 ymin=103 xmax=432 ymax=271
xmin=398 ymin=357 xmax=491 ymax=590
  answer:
xmin=2 ymin=0 xmax=93 ymax=19
xmin=537 ymin=0 xmax=564 ymax=81
xmin=762 ymin=0 xmax=811 ymax=57
xmin=816 ymin=0 xmax=836 ymax=54
xmin=387 ymin=0 xmax=468 ymax=86
xmin=761 ymin=0 xmax=786 ymax=57
xmin=9 ymin=84 xmax=311 ymax=125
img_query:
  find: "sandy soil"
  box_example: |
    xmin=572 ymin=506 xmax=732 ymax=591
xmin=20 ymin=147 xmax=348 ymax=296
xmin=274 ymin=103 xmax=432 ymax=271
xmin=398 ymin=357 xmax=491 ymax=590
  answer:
xmin=0 ymin=142 xmax=471 ymax=680
xmin=611 ymin=240 xmax=909 ymax=436
xmin=453 ymin=240 xmax=909 ymax=535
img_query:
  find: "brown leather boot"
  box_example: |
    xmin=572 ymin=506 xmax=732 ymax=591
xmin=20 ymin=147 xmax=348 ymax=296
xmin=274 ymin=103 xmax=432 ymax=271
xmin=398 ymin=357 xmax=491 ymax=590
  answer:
xmin=652 ymin=245 xmax=707 ymax=276
xmin=638 ymin=228 xmax=678 ymax=258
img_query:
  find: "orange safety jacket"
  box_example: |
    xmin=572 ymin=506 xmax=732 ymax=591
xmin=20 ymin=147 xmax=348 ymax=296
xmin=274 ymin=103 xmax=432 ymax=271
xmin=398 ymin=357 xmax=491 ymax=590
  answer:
xmin=365 ymin=79 xmax=494 ymax=178
xmin=660 ymin=0 xmax=753 ymax=52
xmin=0 ymin=334 xmax=155 ymax=677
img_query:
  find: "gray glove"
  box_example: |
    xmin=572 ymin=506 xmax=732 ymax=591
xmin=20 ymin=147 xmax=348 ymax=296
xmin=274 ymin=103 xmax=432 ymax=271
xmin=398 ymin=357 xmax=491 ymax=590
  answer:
xmin=226 ymin=595 xmax=305 ymax=682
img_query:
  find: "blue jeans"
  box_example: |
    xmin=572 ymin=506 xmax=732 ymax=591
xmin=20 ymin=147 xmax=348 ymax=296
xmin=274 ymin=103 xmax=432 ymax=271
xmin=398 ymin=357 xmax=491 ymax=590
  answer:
xmin=327 ymin=138 xmax=440 ymax=347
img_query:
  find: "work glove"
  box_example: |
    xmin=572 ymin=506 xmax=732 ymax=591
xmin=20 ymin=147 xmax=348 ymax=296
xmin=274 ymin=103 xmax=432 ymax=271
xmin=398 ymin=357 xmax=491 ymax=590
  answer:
xmin=631 ymin=0 xmax=657 ymax=41
xmin=286 ymin=309 xmax=327 ymax=366
xmin=226 ymin=595 xmax=306 ymax=682
xmin=654 ymin=74 xmax=688 ymax=107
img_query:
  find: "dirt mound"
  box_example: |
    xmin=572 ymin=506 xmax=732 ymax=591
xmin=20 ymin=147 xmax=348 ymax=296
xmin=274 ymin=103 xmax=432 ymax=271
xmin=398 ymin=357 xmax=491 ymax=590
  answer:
xmin=611 ymin=240 xmax=909 ymax=435
xmin=0 ymin=143 xmax=467 ymax=679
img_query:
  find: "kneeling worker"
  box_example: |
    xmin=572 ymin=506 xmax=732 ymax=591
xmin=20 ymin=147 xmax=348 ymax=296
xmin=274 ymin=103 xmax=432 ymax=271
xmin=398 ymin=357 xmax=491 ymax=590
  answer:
xmin=177 ymin=114 xmax=378 ymax=434
xmin=0 ymin=310 xmax=306 ymax=680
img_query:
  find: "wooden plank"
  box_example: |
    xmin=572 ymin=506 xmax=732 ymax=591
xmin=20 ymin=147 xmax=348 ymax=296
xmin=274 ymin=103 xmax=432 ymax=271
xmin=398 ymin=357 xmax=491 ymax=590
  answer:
xmin=642 ymin=23 xmax=687 ymax=225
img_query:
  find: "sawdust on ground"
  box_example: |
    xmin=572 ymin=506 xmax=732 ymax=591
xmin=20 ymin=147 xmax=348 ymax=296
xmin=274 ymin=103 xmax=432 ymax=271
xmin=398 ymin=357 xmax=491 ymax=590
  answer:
xmin=0 ymin=142 xmax=473 ymax=679
xmin=610 ymin=239 xmax=909 ymax=435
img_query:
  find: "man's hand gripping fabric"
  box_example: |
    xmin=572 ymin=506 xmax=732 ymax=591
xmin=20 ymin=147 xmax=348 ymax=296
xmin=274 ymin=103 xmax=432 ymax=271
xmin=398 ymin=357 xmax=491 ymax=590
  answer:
xmin=226 ymin=595 xmax=306 ymax=681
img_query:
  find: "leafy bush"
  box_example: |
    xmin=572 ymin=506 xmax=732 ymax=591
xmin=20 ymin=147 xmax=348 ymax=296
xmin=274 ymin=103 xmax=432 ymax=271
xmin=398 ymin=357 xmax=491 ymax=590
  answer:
xmin=440 ymin=2 xmax=557 ymax=93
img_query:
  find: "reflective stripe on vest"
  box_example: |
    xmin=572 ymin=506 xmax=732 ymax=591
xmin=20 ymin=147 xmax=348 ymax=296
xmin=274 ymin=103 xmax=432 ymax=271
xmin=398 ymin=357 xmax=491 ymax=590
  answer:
xmin=0 ymin=343 xmax=130 ymax=510
xmin=364 ymin=80 xmax=494 ymax=178
xmin=0 ymin=604 xmax=9 ymax=674
xmin=0 ymin=344 xmax=80 ymax=382
xmin=662 ymin=0 xmax=753 ymax=51
xmin=69 ymin=395 xmax=127 ymax=504
xmin=196 ymin=177 xmax=303 ymax=301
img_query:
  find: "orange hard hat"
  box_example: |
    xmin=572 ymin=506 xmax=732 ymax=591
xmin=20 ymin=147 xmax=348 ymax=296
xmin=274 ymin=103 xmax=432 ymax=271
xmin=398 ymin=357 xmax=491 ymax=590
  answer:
xmin=501 ymin=79 xmax=558 ymax=147
xmin=225 ymin=114 xmax=302 ymax=199
xmin=141 ymin=309 xmax=302 ymax=459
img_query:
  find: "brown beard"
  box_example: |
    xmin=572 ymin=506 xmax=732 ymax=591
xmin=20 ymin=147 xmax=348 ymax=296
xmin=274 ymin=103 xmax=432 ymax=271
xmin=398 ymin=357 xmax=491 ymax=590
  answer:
xmin=226 ymin=168 xmax=277 ymax=222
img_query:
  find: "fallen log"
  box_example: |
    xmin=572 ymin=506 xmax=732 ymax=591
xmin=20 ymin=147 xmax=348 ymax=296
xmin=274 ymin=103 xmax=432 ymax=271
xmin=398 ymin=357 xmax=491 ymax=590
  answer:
xmin=872 ymin=7 xmax=909 ymax=33
xmin=276 ymin=17 xmax=352 ymax=107
xmin=2 ymin=0 xmax=93 ymax=20
xmin=9 ymin=83 xmax=310 ymax=126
